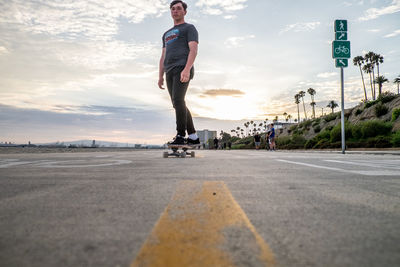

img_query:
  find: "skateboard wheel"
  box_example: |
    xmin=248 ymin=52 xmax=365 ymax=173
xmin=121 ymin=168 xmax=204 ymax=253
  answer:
xmin=163 ymin=152 xmax=168 ymax=158
xmin=190 ymin=151 xmax=195 ymax=157
xmin=180 ymin=152 xmax=186 ymax=158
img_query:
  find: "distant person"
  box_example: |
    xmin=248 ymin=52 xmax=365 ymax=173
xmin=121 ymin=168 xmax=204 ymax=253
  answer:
xmin=223 ymin=142 xmax=227 ymax=149
xmin=268 ymin=123 xmax=276 ymax=151
xmin=213 ymin=137 xmax=219 ymax=149
xmin=254 ymin=132 xmax=261 ymax=150
xmin=228 ymin=142 xmax=232 ymax=149
xmin=158 ymin=0 xmax=200 ymax=146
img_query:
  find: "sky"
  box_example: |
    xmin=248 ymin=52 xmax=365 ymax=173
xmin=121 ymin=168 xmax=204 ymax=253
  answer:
xmin=0 ymin=0 xmax=399 ymax=145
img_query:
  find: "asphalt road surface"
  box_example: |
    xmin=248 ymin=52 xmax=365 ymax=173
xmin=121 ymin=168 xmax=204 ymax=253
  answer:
xmin=0 ymin=149 xmax=399 ymax=267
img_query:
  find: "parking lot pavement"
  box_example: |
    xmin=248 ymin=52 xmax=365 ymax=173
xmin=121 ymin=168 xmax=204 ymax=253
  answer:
xmin=0 ymin=150 xmax=399 ymax=267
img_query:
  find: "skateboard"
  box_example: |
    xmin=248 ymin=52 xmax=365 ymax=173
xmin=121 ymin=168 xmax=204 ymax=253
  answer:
xmin=163 ymin=144 xmax=198 ymax=158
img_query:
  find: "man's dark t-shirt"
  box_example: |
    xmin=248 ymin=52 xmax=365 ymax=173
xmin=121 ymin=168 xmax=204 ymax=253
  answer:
xmin=254 ymin=134 xmax=261 ymax=142
xmin=162 ymin=23 xmax=198 ymax=73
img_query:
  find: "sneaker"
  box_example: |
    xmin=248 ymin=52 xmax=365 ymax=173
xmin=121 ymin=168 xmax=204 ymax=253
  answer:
xmin=187 ymin=137 xmax=200 ymax=146
xmin=168 ymin=135 xmax=185 ymax=145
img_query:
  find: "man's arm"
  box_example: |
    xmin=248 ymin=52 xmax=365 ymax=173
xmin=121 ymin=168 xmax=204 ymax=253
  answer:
xmin=180 ymin=41 xmax=198 ymax=83
xmin=158 ymin=48 xmax=166 ymax=89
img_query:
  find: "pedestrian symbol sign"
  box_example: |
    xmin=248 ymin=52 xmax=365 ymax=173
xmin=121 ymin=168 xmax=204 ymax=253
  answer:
xmin=336 ymin=59 xmax=348 ymax=68
xmin=335 ymin=20 xmax=347 ymax=32
xmin=335 ymin=32 xmax=347 ymax=40
xmin=332 ymin=40 xmax=351 ymax=59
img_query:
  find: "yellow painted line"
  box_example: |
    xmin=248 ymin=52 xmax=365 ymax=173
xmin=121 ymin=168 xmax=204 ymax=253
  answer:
xmin=131 ymin=180 xmax=276 ymax=267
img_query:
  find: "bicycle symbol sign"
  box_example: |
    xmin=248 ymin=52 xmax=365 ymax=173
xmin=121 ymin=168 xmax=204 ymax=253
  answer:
xmin=332 ymin=40 xmax=350 ymax=59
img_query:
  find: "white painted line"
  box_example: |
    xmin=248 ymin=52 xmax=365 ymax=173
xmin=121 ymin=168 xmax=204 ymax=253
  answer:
xmin=325 ymin=159 xmax=400 ymax=170
xmin=276 ymin=159 xmax=345 ymax=171
xmin=275 ymin=159 xmax=400 ymax=176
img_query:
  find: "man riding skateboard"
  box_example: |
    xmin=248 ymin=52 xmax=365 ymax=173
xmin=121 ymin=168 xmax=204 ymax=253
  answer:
xmin=158 ymin=0 xmax=200 ymax=146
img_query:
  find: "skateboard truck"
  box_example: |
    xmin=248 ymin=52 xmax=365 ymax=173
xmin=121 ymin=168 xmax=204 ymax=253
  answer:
xmin=163 ymin=144 xmax=198 ymax=158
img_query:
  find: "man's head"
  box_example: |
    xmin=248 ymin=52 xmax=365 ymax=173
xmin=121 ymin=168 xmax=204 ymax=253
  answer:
xmin=170 ymin=0 xmax=187 ymax=11
xmin=170 ymin=0 xmax=187 ymax=22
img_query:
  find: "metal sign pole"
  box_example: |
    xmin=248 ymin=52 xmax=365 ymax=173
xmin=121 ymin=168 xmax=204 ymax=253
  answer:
xmin=340 ymin=67 xmax=345 ymax=154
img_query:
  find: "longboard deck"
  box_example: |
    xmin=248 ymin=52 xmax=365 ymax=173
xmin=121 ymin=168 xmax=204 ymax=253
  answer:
xmin=164 ymin=144 xmax=200 ymax=158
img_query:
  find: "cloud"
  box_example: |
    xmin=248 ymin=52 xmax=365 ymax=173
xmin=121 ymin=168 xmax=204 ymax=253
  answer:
xmin=196 ymin=0 xmax=248 ymax=15
xmin=0 ymin=46 xmax=9 ymax=55
xmin=0 ymin=103 xmax=174 ymax=144
xmin=359 ymin=0 xmax=400 ymax=21
xmin=200 ymin=89 xmax=245 ymax=97
xmin=280 ymin=22 xmax=321 ymax=34
xmin=224 ymin=35 xmax=255 ymax=48
xmin=0 ymin=0 xmax=169 ymax=41
xmin=317 ymin=72 xmax=338 ymax=78
xmin=384 ymin=29 xmax=400 ymax=38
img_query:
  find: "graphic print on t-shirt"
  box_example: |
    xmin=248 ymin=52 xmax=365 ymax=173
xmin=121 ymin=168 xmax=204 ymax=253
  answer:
xmin=165 ymin=29 xmax=179 ymax=46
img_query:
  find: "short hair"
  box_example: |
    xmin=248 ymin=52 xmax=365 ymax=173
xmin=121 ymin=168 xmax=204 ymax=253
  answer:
xmin=271 ymin=123 xmax=274 ymax=126
xmin=170 ymin=0 xmax=187 ymax=11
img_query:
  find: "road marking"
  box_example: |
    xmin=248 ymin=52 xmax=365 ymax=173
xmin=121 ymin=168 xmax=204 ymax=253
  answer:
xmin=325 ymin=160 xmax=400 ymax=170
xmin=276 ymin=159 xmax=345 ymax=171
xmin=0 ymin=159 xmax=132 ymax=168
xmin=276 ymin=159 xmax=400 ymax=176
xmin=131 ymin=180 xmax=276 ymax=267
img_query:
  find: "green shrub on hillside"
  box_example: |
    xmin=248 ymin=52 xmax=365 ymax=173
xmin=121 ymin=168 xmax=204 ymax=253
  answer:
xmin=391 ymin=131 xmax=400 ymax=147
xmin=323 ymin=113 xmax=338 ymax=122
xmin=361 ymin=120 xmax=392 ymax=138
xmin=275 ymin=136 xmax=291 ymax=146
xmin=371 ymin=135 xmax=392 ymax=148
xmin=315 ymin=130 xmax=331 ymax=141
xmin=305 ymin=138 xmax=317 ymax=149
xmin=290 ymin=125 xmax=298 ymax=131
xmin=275 ymin=135 xmax=306 ymax=149
xmin=292 ymin=135 xmax=306 ymax=146
xmin=351 ymin=124 xmax=362 ymax=139
xmin=392 ymin=108 xmax=400 ymax=121
xmin=355 ymin=109 xmax=363 ymax=115
xmin=299 ymin=120 xmax=312 ymax=129
xmin=231 ymin=144 xmax=247 ymax=149
xmin=330 ymin=122 xmax=353 ymax=142
xmin=365 ymin=100 xmax=379 ymax=108
xmin=313 ymin=125 xmax=321 ymax=133
xmin=378 ymin=92 xmax=396 ymax=104
xmin=374 ymin=103 xmax=388 ymax=117
xmin=312 ymin=118 xmax=321 ymax=126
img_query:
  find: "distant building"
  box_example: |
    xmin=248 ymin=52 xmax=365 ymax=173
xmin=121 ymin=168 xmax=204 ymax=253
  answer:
xmin=197 ymin=130 xmax=217 ymax=148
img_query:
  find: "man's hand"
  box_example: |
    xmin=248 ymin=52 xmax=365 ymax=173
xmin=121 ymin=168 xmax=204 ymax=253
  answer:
xmin=180 ymin=68 xmax=190 ymax=83
xmin=158 ymin=77 xmax=165 ymax=89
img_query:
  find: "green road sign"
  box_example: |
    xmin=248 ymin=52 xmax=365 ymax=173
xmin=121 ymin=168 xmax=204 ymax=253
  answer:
xmin=335 ymin=20 xmax=347 ymax=32
xmin=335 ymin=31 xmax=347 ymax=40
xmin=336 ymin=58 xmax=348 ymax=68
xmin=332 ymin=40 xmax=351 ymax=58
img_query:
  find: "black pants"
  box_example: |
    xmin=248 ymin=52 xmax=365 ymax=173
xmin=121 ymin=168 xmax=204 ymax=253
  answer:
xmin=166 ymin=66 xmax=195 ymax=137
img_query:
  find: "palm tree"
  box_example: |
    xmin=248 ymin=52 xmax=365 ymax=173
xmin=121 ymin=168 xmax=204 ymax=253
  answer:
xmin=353 ymin=56 xmax=367 ymax=101
xmin=287 ymin=114 xmax=292 ymax=123
xmin=310 ymin=101 xmax=316 ymax=118
xmin=298 ymin=90 xmax=307 ymax=119
xmin=283 ymin=112 xmax=288 ymax=122
xmin=307 ymin=88 xmax=316 ymax=118
xmin=294 ymin=94 xmax=301 ymax=123
xmin=244 ymin=122 xmax=250 ymax=136
xmin=365 ymin=51 xmax=376 ymax=97
xmin=363 ymin=63 xmax=375 ymax=100
xmin=327 ymin=100 xmax=339 ymax=114
xmin=373 ymin=53 xmax=384 ymax=78
xmin=394 ymin=75 xmax=400 ymax=95
xmin=374 ymin=75 xmax=389 ymax=96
